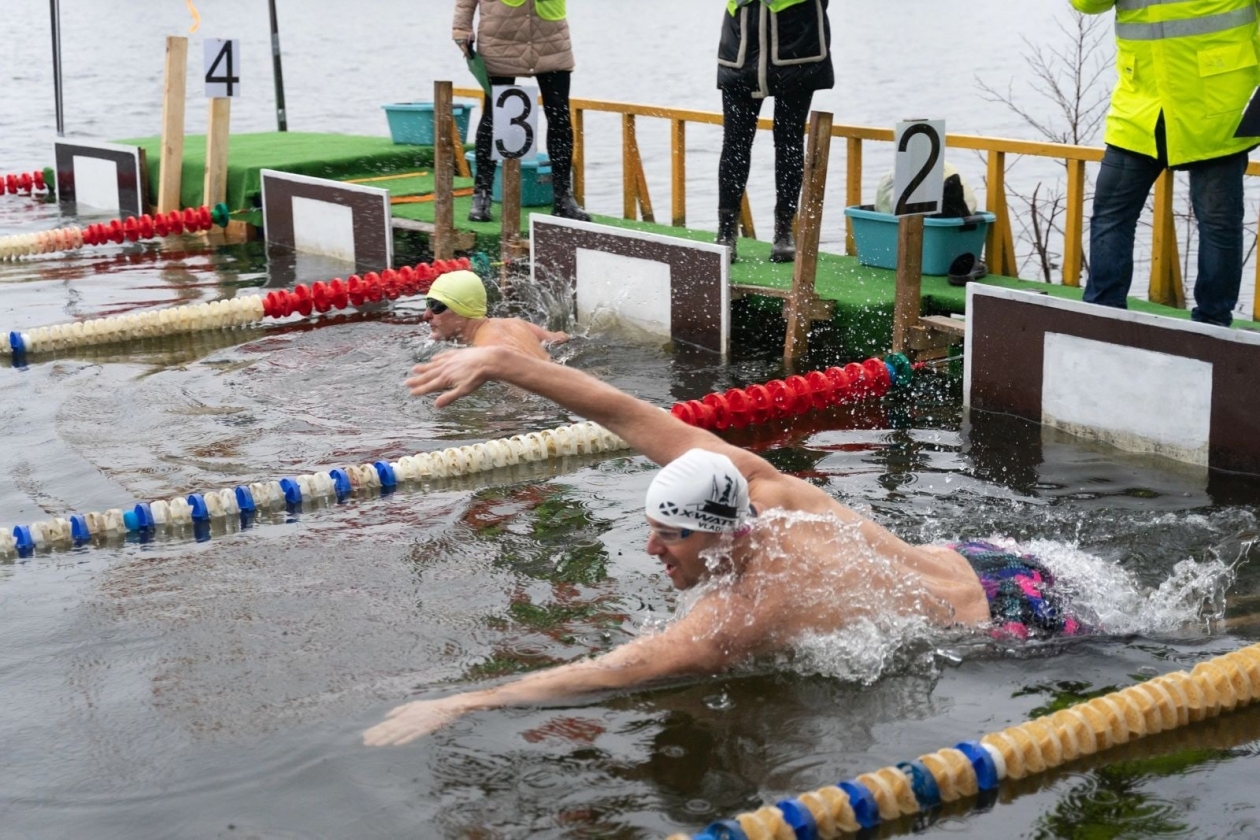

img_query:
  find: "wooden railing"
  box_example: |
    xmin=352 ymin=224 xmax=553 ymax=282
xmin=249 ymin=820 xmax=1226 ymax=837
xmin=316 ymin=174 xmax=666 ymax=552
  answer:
xmin=453 ymin=86 xmax=1260 ymax=321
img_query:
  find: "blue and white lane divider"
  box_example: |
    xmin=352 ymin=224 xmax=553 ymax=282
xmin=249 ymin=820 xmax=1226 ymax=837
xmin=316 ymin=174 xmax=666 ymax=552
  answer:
xmin=0 ymin=421 xmax=627 ymax=558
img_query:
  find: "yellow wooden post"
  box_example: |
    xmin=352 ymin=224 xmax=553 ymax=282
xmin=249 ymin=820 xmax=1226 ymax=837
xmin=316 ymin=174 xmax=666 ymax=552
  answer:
xmin=1255 ymin=205 xmax=1260 ymax=321
xmin=738 ymin=193 xmax=756 ymax=240
xmin=622 ymin=113 xmax=637 ymax=219
xmin=203 ymin=97 xmax=231 ymax=213
xmin=985 ymin=150 xmax=1017 ymax=278
xmin=845 ymin=137 xmax=863 ymax=256
xmin=671 ymin=118 xmax=686 ymax=227
xmin=1063 ymin=158 xmax=1085 ymax=287
xmin=784 ymin=110 xmax=833 ymax=361
xmin=572 ymin=107 xmax=585 ymax=206
xmin=451 ymin=115 xmax=471 ymax=179
xmin=1150 ymin=170 xmax=1184 ymax=308
xmin=630 ymin=134 xmax=655 ymax=223
xmin=158 ymin=36 xmax=188 ymax=215
xmin=432 ymin=81 xmax=455 ymax=261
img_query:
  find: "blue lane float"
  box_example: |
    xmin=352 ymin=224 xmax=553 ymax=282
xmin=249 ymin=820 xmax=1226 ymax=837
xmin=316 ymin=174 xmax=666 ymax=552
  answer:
xmin=0 ymin=420 xmax=629 ymax=559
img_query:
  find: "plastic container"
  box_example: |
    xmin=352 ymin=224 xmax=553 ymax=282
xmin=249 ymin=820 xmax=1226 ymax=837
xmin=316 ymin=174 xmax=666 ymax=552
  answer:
xmin=844 ymin=205 xmax=996 ymax=275
xmin=465 ymin=151 xmax=554 ymax=207
xmin=382 ymin=102 xmax=474 ymax=146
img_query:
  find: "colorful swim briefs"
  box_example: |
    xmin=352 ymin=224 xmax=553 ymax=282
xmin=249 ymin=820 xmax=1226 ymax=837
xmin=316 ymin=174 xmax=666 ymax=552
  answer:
xmin=950 ymin=540 xmax=1091 ymax=639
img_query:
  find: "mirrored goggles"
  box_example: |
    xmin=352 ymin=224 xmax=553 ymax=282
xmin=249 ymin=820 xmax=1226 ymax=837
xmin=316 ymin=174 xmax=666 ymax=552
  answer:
xmin=648 ymin=524 xmax=694 ymax=544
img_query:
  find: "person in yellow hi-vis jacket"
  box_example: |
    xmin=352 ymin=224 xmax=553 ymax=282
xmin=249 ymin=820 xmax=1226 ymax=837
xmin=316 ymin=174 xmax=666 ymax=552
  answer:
xmin=1074 ymin=0 xmax=1260 ymax=326
xmin=453 ymin=0 xmax=590 ymax=224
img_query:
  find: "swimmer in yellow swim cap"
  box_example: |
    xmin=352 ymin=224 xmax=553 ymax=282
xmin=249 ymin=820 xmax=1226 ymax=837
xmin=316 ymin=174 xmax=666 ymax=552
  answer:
xmin=422 ymin=269 xmax=568 ymax=360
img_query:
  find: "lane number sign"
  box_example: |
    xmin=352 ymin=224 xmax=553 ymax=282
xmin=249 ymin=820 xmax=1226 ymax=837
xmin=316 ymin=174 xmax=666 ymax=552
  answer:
xmin=491 ymin=84 xmax=538 ymax=162
xmin=204 ymin=39 xmax=241 ymax=98
xmin=892 ymin=119 xmax=945 ymax=216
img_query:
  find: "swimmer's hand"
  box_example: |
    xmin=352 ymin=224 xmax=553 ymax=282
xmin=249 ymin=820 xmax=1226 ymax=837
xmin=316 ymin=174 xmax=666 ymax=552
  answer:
xmin=363 ymin=696 xmax=471 ymax=746
xmin=406 ymin=347 xmax=500 ymax=407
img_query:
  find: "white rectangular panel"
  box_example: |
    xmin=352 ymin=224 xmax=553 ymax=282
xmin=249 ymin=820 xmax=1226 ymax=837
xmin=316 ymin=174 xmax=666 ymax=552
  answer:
xmin=575 ymin=248 xmax=671 ymax=336
xmin=72 ymin=155 xmax=121 ymax=213
xmin=1042 ymin=332 xmax=1213 ymax=465
xmin=291 ymin=197 xmax=356 ymax=263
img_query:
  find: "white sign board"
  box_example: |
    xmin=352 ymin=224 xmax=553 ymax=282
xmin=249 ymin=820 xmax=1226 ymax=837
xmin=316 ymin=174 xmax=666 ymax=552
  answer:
xmin=204 ymin=39 xmax=242 ymax=98
xmin=892 ymin=119 xmax=945 ymax=216
xmin=490 ymin=84 xmax=538 ymax=162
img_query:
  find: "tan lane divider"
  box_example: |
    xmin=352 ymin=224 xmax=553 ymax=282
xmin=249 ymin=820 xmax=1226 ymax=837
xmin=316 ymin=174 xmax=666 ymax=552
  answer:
xmin=667 ymin=643 xmax=1260 ymax=840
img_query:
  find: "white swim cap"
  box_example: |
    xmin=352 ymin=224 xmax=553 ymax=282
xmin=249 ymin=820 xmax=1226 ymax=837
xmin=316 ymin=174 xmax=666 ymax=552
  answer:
xmin=644 ymin=449 xmax=751 ymax=532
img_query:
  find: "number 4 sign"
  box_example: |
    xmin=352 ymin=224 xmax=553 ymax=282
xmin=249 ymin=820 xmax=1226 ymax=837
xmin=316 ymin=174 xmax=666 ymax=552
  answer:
xmin=491 ymin=84 xmax=538 ymax=162
xmin=892 ymin=119 xmax=945 ymax=217
xmin=204 ymin=39 xmax=241 ymax=98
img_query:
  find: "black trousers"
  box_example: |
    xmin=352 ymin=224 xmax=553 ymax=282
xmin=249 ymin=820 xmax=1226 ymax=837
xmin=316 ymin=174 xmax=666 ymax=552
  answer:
xmin=718 ymin=87 xmax=814 ymax=218
xmin=474 ymin=70 xmax=576 ymax=199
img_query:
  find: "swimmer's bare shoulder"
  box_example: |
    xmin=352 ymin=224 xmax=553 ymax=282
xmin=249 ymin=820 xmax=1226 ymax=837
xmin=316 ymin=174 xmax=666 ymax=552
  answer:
xmin=471 ymin=318 xmax=551 ymax=358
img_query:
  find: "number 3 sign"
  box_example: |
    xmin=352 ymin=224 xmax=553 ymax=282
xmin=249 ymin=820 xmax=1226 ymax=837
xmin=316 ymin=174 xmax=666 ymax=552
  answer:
xmin=892 ymin=119 xmax=945 ymax=217
xmin=491 ymin=84 xmax=538 ymax=162
xmin=204 ymin=39 xmax=241 ymax=98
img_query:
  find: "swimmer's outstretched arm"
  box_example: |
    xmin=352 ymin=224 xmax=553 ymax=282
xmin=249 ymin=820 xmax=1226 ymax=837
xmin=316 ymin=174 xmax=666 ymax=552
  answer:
xmin=364 ymin=593 xmax=755 ymax=745
xmin=406 ymin=346 xmax=771 ymax=476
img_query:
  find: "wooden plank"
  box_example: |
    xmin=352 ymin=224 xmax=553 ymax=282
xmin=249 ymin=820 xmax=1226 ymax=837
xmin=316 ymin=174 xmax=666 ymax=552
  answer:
xmin=731 ymin=284 xmax=833 ymax=319
xmin=891 ymin=214 xmax=925 ymax=355
xmin=500 ymin=156 xmax=522 ymax=289
xmin=158 ymin=36 xmax=188 ymax=215
xmin=203 ymin=97 xmax=231 ymax=210
xmin=432 ymin=81 xmax=455 ymax=260
xmin=845 ymin=137 xmax=862 ymax=256
xmin=919 ymin=314 xmax=967 ymax=337
xmin=390 ymin=217 xmax=475 ymax=251
xmin=671 ymin=118 xmax=686 ymax=227
xmin=1063 ymin=158 xmax=1085 ymax=287
xmin=783 ymin=110 xmax=833 ymax=361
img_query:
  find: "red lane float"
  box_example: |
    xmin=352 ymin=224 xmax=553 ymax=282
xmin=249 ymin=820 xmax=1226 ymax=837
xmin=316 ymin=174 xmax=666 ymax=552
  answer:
xmin=1 ymin=170 xmax=48 ymax=196
xmin=259 ymin=258 xmax=468 ymax=320
xmin=670 ymin=356 xmax=899 ymax=431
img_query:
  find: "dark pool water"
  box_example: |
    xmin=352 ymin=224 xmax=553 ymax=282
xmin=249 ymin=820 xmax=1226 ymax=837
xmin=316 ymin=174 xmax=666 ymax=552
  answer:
xmin=2 ymin=207 xmax=1260 ymax=840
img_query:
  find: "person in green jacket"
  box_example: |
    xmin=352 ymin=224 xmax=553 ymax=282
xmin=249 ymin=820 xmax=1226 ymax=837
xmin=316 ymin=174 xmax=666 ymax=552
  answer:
xmin=1075 ymin=0 xmax=1260 ymax=326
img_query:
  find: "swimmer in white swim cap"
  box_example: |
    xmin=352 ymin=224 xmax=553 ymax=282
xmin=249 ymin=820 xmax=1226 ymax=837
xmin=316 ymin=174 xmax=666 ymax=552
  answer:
xmin=370 ymin=346 xmax=1010 ymax=745
xmin=643 ymin=448 xmax=755 ymax=589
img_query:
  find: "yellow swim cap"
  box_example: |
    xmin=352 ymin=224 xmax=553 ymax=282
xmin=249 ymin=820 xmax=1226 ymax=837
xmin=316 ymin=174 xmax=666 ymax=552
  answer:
xmin=426 ymin=270 xmax=487 ymax=318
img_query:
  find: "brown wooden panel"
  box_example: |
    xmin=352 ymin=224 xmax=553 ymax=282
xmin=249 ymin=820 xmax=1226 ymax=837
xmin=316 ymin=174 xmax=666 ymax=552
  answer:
xmin=532 ymin=220 xmax=726 ymax=354
xmin=969 ymin=291 xmax=1260 ymax=475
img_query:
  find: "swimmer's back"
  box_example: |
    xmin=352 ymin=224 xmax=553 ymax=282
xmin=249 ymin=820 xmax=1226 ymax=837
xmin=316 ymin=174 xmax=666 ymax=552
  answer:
xmin=472 ymin=318 xmax=553 ymax=359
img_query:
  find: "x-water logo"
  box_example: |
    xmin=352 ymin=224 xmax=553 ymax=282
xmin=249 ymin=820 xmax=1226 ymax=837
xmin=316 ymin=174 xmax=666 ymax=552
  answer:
xmin=658 ymin=474 xmax=740 ymax=528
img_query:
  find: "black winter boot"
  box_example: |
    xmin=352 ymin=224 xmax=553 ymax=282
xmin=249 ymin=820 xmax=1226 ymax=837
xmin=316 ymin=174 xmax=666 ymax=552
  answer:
xmin=468 ymin=189 xmax=492 ymax=223
xmin=716 ymin=208 xmax=739 ymax=263
xmin=552 ymin=192 xmax=591 ymax=222
xmin=770 ymin=211 xmax=796 ymax=263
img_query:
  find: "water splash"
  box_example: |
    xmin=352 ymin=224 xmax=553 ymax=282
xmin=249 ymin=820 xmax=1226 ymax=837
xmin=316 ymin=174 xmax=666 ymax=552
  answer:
xmin=975 ymin=535 xmax=1245 ymax=637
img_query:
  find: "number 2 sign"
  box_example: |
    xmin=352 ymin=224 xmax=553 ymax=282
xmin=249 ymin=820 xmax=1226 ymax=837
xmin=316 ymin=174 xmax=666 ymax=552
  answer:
xmin=204 ymin=39 xmax=241 ymax=98
xmin=491 ymin=84 xmax=538 ymax=162
xmin=892 ymin=119 xmax=945 ymax=217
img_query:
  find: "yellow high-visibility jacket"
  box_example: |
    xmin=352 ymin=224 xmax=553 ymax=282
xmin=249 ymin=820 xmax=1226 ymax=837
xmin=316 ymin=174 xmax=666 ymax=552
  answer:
xmin=1072 ymin=0 xmax=1260 ymax=165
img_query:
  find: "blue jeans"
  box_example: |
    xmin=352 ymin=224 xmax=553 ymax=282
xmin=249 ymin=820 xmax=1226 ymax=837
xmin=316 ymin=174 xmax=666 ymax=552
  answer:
xmin=1084 ymin=141 xmax=1249 ymax=327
